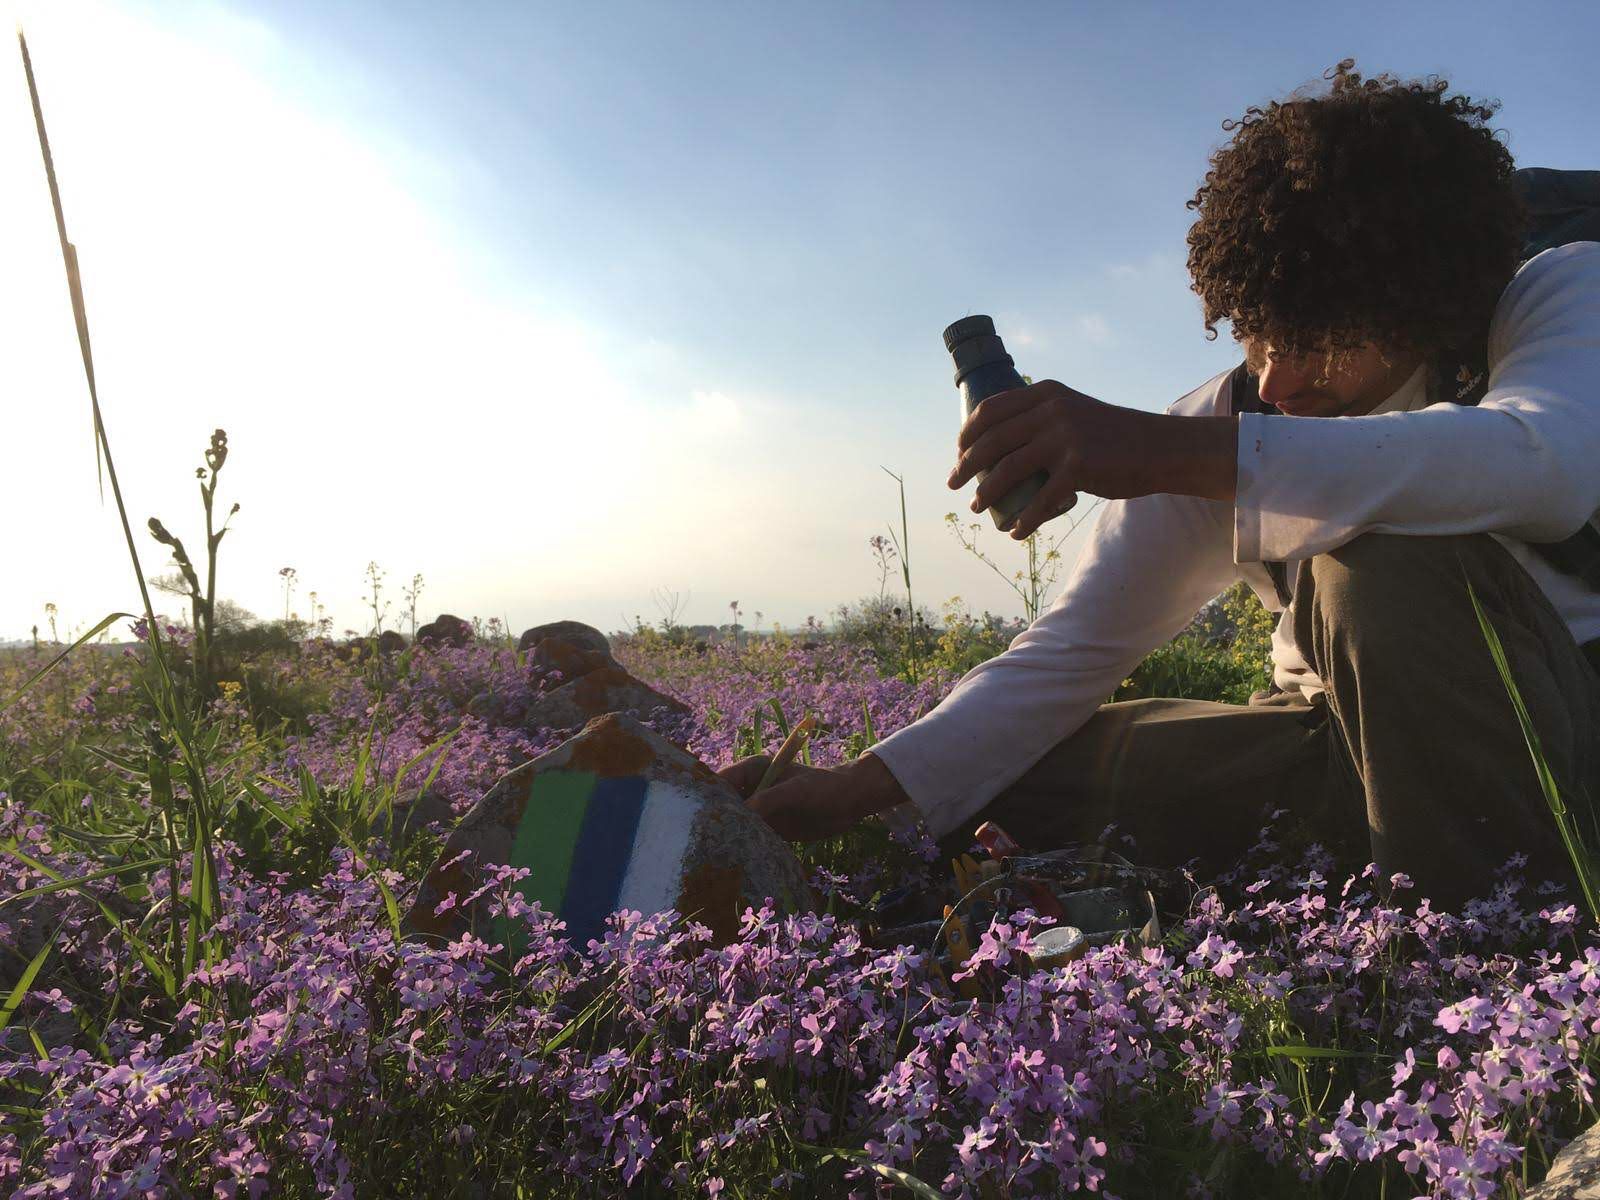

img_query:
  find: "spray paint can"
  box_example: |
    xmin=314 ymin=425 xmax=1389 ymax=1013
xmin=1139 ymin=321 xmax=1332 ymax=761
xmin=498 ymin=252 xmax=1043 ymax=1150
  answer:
xmin=942 ymin=314 xmax=1047 ymax=530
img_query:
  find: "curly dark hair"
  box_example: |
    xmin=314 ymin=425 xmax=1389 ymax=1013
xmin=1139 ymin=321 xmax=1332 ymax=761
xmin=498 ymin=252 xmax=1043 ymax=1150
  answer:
xmin=1185 ymin=60 xmax=1526 ymax=366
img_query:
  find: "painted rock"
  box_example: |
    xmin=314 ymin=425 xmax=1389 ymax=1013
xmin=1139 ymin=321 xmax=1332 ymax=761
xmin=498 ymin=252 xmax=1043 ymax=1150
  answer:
xmin=518 ymin=620 xmax=611 ymax=659
xmin=520 ymin=663 xmax=691 ymax=735
xmin=404 ymin=713 xmax=810 ymax=948
xmin=416 ymin=613 xmax=473 ymax=648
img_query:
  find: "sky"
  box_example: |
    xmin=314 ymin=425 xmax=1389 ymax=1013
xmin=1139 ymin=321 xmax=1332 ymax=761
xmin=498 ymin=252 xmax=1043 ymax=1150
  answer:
xmin=2 ymin=0 xmax=1597 ymax=641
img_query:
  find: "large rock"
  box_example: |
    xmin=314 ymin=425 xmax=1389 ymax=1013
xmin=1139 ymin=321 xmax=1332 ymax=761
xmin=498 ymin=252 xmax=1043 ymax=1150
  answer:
xmin=405 ymin=713 xmax=809 ymax=948
xmin=1529 ymin=1124 xmax=1600 ymax=1198
xmin=520 ymin=662 xmax=691 ymax=733
xmin=518 ymin=620 xmax=610 ymax=659
xmin=524 ymin=637 xmax=614 ymax=684
xmin=416 ymin=613 xmax=473 ymax=649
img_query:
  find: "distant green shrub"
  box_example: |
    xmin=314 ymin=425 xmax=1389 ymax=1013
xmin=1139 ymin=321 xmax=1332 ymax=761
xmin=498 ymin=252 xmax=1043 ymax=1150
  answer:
xmin=1116 ymin=581 xmax=1276 ymax=705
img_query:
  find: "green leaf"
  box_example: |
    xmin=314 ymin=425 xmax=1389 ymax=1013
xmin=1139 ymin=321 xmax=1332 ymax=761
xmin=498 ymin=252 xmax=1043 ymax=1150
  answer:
xmin=1260 ymin=1044 xmax=1378 ymax=1061
xmin=798 ymin=1144 xmax=947 ymax=1199
xmin=0 ymin=855 xmax=165 ymax=909
xmin=0 ymin=926 xmax=59 ymax=1034
xmin=1467 ymin=574 xmax=1600 ymax=924
xmin=543 ymin=981 xmax=621 ymax=1055
xmin=2 ymin=846 xmax=175 ymax=997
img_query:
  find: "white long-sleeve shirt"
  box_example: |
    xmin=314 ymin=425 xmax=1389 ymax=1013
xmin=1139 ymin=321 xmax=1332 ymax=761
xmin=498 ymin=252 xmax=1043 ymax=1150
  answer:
xmin=873 ymin=242 xmax=1600 ymax=839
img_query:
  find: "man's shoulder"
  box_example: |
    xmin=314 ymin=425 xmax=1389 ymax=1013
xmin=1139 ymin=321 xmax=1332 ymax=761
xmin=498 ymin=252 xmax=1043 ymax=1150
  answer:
xmin=1492 ymin=241 xmax=1600 ymax=355
xmin=1164 ymin=367 xmax=1236 ymax=418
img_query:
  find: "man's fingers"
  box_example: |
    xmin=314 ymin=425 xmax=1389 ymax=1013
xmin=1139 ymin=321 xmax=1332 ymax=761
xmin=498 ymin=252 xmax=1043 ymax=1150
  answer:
xmin=746 ymin=779 xmax=818 ymax=842
xmin=950 ymin=407 xmax=1043 ymax=491
xmin=1007 ymin=480 xmax=1080 ymax=541
xmin=971 ymin=443 xmax=1053 ymax=516
xmin=955 ymin=388 xmax=1038 ymax=455
xmin=716 ymin=754 xmax=771 ymax=800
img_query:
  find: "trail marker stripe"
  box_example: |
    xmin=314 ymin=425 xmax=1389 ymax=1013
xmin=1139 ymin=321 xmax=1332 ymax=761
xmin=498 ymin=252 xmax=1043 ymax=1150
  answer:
xmin=616 ymin=782 xmax=699 ymax=919
xmin=559 ymin=775 xmax=649 ymax=946
xmin=508 ymin=770 xmax=595 ymax=917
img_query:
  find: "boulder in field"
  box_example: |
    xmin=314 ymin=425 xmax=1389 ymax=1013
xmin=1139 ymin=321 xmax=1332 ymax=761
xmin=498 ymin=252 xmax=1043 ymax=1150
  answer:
xmin=416 ymin=613 xmax=473 ymax=649
xmin=524 ymin=636 xmax=613 ymax=684
xmin=520 ymin=662 xmax=691 ymax=734
xmin=1527 ymin=1123 xmax=1600 ymax=1198
xmin=404 ymin=713 xmax=810 ymax=948
xmin=518 ymin=620 xmax=610 ymax=659
xmin=377 ymin=630 xmax=408 ymax=656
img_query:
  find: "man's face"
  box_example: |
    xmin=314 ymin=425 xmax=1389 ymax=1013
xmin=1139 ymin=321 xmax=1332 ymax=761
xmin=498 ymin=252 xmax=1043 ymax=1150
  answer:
xmin=1242 ymin=338 xmax=1423 ymax=418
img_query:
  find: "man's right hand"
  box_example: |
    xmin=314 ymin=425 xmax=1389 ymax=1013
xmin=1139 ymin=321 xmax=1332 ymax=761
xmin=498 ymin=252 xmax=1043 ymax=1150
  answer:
xmin=716 ymin=751 xmax=911 ymax=842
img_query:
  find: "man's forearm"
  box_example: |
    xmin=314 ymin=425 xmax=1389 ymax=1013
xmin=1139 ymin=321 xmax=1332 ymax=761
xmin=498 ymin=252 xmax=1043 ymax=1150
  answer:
xmin=1137 ymin=412 xmax=1239 ymax=502
xmin=851 ymin=752 xmax=912 ymax=820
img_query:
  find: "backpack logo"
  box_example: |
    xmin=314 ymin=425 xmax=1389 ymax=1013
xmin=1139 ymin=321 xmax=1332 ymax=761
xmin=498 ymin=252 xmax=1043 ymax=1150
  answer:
xmin=1454 ymin=363 xmax=1484 ymax=400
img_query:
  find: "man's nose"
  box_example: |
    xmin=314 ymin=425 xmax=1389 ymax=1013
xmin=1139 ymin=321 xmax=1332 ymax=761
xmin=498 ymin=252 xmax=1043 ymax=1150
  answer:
xmin=1256 ymin=355 xmax=1315 ymax=407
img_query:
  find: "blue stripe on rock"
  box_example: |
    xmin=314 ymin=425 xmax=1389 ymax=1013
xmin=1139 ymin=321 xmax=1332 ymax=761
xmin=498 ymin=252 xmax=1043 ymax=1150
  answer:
xmin=560 ymin=774 xmax=649 ymax=947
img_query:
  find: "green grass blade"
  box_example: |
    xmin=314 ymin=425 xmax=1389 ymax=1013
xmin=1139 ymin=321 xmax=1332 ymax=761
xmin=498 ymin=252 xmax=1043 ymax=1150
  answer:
xmin=0 ymin=855 xmax=165 ymax=908
xmin=369 ymin=724 xmax=461 ymax=826
xmin=0 ymin=927 xmax=60 ymax=1034
xmin=2 ymin=845 xmax=176 ymax=997
xmin=1467 ymin=575 xmax=1600 ymax=923
xmin=1259 ymin=1044 xmax=1380 ymax=1060
xmin=799 ymin=1143 xmax=947 ymax=1199
xmin=0 ymin=612 xmax=131 ymax=715
xmin=861 ymin=698 xmax=878 ymax=746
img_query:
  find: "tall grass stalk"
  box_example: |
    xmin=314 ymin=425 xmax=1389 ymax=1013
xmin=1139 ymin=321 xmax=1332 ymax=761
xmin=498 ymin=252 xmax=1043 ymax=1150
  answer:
xmin=14 ymin=30 xmax=227 ymax=996
xmin=882 ymin=468 xmax=919 ymax=683
xmin=1466 ymin=574 xmax=1600 ymax=925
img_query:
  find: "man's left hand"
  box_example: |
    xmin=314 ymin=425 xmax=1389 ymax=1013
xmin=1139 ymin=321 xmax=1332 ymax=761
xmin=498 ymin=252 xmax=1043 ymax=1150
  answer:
xmin=946 ymin=379 xmax=1239 ymax=539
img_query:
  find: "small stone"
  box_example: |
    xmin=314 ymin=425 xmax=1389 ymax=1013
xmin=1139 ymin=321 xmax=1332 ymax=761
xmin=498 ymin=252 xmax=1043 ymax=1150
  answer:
xmin=416 ymin=614 xmax=473 ymax=649
xmin=1528 ymin=1123 xmax=1600 ymax=1198
xmin=371 ymin=786 xmax=456 ymax=848
xmin=404 ymin=713 xmax=810 ymax=948
xmin=377 ymin=630 xmax=408 ymax=656
xmin=518 ymin=620 xmax=610 ymax=659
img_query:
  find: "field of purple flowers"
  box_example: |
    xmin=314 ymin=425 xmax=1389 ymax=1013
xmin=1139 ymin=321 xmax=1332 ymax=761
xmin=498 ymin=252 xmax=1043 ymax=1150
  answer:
xmin=3 ymin=623 xmax=1599 ymax=1199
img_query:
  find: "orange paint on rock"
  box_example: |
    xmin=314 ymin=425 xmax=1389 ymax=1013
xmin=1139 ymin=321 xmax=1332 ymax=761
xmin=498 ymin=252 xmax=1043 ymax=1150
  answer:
xmin=677 ymin=861 xmax=745 ymax=945
xmin=570 ymin=666 xmax=637 ymax=715
xmin=529 ymin=638 xmax=610 ymax=683
xmin=565 ymin=714 xmax=657 ymax=776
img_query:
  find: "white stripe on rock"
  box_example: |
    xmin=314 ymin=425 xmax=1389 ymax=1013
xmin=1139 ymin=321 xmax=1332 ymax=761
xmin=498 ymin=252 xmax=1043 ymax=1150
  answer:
xmin=615 ymin=782 xmax=700 ymax=920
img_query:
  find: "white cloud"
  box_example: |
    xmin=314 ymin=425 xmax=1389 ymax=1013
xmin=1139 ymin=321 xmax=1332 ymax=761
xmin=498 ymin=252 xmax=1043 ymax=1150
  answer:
xmin=1075 ymin=314 xmax=1113 ymax=346
xmin=1107 ymin=251 xmax=1183 ymax=282
xmin=0 ymin=1 xmax=1093 ymax=638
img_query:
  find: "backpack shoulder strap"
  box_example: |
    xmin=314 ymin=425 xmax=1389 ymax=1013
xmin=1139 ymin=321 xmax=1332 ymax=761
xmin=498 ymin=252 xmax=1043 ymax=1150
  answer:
xmin=1515 ymin=167 xmax=1600 ymax=258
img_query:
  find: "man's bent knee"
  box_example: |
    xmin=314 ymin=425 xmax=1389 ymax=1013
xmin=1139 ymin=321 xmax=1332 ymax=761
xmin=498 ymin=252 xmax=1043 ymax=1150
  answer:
xmin=1306 ymin=533 xmax=1511 ymax=633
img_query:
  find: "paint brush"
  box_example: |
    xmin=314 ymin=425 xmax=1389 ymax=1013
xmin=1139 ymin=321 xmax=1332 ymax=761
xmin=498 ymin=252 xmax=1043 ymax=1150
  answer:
xmin=751 ymin=715 xmax=817 ymax=795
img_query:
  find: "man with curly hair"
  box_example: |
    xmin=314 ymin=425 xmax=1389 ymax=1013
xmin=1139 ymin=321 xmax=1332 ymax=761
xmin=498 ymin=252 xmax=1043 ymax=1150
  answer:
xmin=725 ymin=62 xmax=1600 ymax=909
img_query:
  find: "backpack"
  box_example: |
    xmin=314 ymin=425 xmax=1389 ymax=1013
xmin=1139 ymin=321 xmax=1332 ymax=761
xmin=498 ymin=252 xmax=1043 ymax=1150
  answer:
xmin=1228 ymin=166 xmax=1600 ymax=606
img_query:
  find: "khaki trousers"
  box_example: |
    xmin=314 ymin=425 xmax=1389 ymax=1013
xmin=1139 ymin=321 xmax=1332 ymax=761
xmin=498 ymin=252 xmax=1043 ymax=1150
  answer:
xmin=939 ymin=533 xmax=1600 ymax=910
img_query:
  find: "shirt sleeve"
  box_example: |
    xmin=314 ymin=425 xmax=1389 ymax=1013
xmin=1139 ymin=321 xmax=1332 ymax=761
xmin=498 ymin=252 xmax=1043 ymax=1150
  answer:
xmin=1235 ymin=242 xmax=1600 ymax=564
xmin=871 ymin=377 xmax=1242 ymax=838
